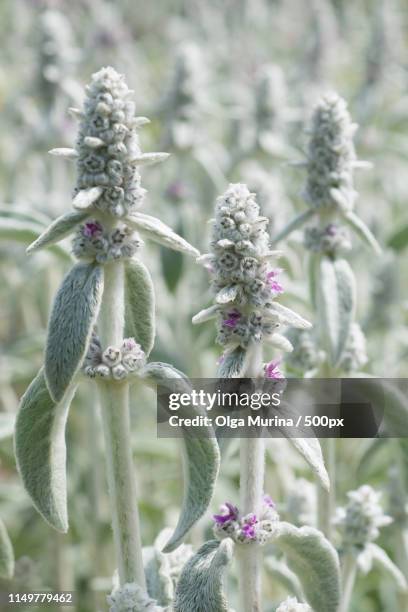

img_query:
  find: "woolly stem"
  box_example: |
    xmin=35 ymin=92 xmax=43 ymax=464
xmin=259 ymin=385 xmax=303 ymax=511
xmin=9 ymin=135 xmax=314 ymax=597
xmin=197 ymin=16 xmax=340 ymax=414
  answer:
xmin=237 ymin=343 xmax=264 ymax=612
xmin=97 ymin=261 xmax=146 ymax=588
xmin=317 ymin=437 xmax=335 ymax=540
xmin=338 ymin=553 xmax=357 ymax=612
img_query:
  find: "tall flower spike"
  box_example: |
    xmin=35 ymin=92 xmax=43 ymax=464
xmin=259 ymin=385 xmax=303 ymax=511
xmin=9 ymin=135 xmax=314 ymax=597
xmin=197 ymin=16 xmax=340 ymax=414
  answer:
xmin=272 ymin=93 xmax=380 ymax=254
xmin=334 ymin=485 xmax=392 ymax=551
xmin=160 ymin=42 xmax=204 ymax=151
xmin=304 ymin=93 xmax=360 ymax=213
xmin=27 ymin=68 xmax=200 ymax=260
xmin=193 ymin=184 xmax=311 ymax=373
xmin=74 ymin=67 xmax=161 ymax=217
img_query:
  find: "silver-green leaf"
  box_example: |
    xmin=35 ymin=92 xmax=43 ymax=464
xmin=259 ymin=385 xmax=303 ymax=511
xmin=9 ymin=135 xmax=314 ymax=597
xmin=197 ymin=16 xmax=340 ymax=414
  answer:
xmin=368 ymin=543 xmax=408 ymax=592
xmin=126 ymin=212 xmax=199 ymax=257
xmin=316 ymin=257 xmax=356 ymax=366
xmin=273 ymin=522 xmax=341 ymax=612
xmin=45 ymin=263 xmax=104 ymax=402
xmin=342 ymin=211 xmax=381 ymax=255
xmin=141 ymin=363 xmax=220 ymax=552
xmin=14 ymin=369 xmax=77 ymax=532
xmin=124 ymin=259 xmax=156 ymax=356
xmin=217 ymin=346 xmax=247 ymax=378
xmin=192 ymin=305 xmax=219 ymax=325
xmin=0 ymin=516 xmax=14 ymax=579
xmin=271 ymin=209 xmax=316 ymax=245
xmin=26 ymin=211 xmax=88 ymax=254
xmin=173 ymin=540 xmax=233 ymax=612
xmin=269 ymin=301 xmax=312 ymax=330
xmin=72 ymin=186 xmax=103 ymax=210
xmin=270 ymin=403 xmax=329 ymax=490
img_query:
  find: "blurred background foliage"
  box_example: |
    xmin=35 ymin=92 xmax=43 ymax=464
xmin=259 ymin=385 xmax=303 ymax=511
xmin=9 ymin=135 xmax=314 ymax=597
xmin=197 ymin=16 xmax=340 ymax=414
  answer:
xmin=0 ymin=0 xmax=408 ymax=610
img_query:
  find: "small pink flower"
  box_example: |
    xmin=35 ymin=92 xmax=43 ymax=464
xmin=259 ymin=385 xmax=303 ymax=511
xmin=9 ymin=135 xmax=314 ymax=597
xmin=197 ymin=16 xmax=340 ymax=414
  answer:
xmin=263 ymin=494 xmax=275 ymax=508
xmin=83 ymin=221 xmax=103 ymax=238
xmin=265 ymin=360 xmax=284 ymax=379
xmin=222 ymin=309 xmax=242 ymax=328
xmin=266 ymin=268 xmax=284 ymax=295
xmin=241 ymin=514 xmax=258 ymax=540
xmin=122 ymin=338 xmax=137 ymax=352
xmin=213 ymin=502 xmax=239 ymax=525
xmin=165 ymin=180 xmax=188 ymax=202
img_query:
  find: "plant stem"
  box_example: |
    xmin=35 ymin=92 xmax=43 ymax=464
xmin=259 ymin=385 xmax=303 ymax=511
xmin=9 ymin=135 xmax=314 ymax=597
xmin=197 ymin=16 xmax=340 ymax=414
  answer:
xmin=317 ymin=437 xmax=335 ymax=540
xmin=237 ymin=343 xmax=264 ymax=612
xmin=338 ymin=553 xmax=357 ymax=612
xmin=97 ymin=261 xmax=146 ymax=588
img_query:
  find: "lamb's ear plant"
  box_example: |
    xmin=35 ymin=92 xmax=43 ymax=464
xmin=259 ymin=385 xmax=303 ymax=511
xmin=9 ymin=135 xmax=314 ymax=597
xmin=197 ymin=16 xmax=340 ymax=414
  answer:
xmin=334 ymin=484 xmax=407 ymax=612
xmin=14 ymin=67 xmax=220 ymax=594
xmin=190 ymin=183 xmax=340 ymax=612
xmin=274 ymin=93 xmax=382 ymax=543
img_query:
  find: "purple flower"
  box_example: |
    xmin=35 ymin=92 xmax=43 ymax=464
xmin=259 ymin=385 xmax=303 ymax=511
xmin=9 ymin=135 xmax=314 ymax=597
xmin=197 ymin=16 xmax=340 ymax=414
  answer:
xmin=265 ymin=360 xmax=284 ymax=380
xmin=325 ymin=223 xmax=338 ymax=236
xmin=263 ymin=494 xmax=275 ymax=508
xmin=83 ymin=221 xmax=103 ymax=238
xmin=241 ymin=514 xmax=258 ymax=540
xmin=122 ymin=338 xmax=137 ymax=352
xmin=213 ymin=502 xmax=239 ymax=525
xmin=266 ymin=269 xmax=284 ymax=294
xmin=165 ymin=180 xmax=188 ymax=202
xmin=216 ymin=353 xmax=225 ymax=365
xmin=222 ymin=309 xmax=242 ymax=328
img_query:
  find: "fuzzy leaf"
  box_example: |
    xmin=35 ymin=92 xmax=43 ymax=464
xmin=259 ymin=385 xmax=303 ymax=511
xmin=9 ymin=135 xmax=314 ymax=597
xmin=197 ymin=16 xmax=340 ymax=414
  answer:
xmin=270 ymin=402 xmax=330 ymax=490
xmin=45 ymin=263 xmax=104 ymax=402
xmin=369 ymin=543 xmax=408 ymax=591
xmin=270 ymin=301 xmax=312 ymax=330
xmin=126 ymin=212 xmax=199 ymax=257
xmin=217 ymin=346 xmax=247 ymax=378
xmin=0 ymin=218 xmax=70 ymax=261
xmin=144 ymin=528 xmax=193 ymax=606
xmin=130 ymin=152 xmax=170 ymax=166
xmin=144 ymin=547 xmax=174 ymax=606
xmin=14 ymin=369 xmax=77 ymax=532
xmin=124 ymin=259 xmax=156 ymax=356
xmin=265 ymin=556 xmax=303 ymax=601
xmin=271 ymin=209 xmax=316 ymax=245
xmin=343 ymin=211 xmax=381 ymax=255
xmin=215 ymin=285 xmax=239 ymax=304
xmin=316 ymin=257 xmax=356 ymax=366
xmin=0 ymin=218 xmax=44 ymax=243
xmin=141 ymin=363 xmax=220 ymax=552
xmin=273 ymin=522 xmax=340 ymax=612
xmin=192 ymin=305 xmax=219 ymax=325
xmin=0 ymin=205 xmax=51 ymax=226
xmin=72 ymin=187 xmax=103 ymax=210
xmin=287 ymin=438 xmax=330 ymax=491
xmin=26 ymin=211 xmax=88 ymax=254
xmin=49 ymin=147 xmax=78 ymax=159
xmin=266 ymin=332 xmax=294 ymax=352
xmin=173 ymin=540 xmax=233 ymax=612
xmin=0 ymin=517 xmax=14 ymax=579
